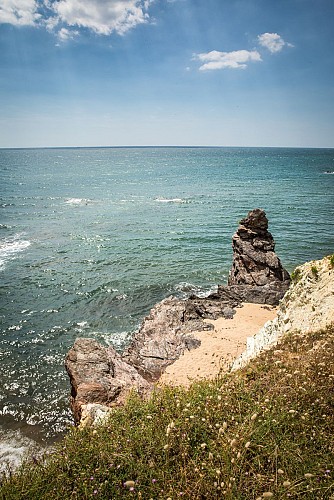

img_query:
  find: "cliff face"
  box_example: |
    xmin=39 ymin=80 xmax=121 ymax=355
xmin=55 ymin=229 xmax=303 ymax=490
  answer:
xmin=232 ymin=256 xmax=334 ymax=370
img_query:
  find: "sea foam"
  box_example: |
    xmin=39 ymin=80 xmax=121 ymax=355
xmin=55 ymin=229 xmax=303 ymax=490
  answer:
xmin=65 ymin=198 xmax=92 ymax=205
xmin=0 ymin=235 xmax=31 ymax=270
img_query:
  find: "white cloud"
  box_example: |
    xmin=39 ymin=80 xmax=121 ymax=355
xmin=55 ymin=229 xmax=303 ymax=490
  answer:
xmin=57 ymin=26 xmax=79 ymax=41
xmin=257 ymin=32 xmax=293 ymax=53
xmin=195 ymin=49 xmax=262 ymax=71
xmin=0 ymin=0 xmax=153 ymax=36
xmin=0 ymin=0 xmax=40 ymax=26
xmin=53 ymin=0 xmax=152 ymax=36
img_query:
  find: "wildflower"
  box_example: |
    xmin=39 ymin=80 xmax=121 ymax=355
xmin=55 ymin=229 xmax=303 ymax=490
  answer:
xmin=245 ymin=441 xmax=251 ymax=449
xmin=277 ymin=469 xmax=284 ymax=474
xmin=124 ymin=481 xmax=135 ymax=489
xmin=223 ymin=421 xmax=228 ymax=430
xmin=230 ymin=439 xmax=237 ymax=448
xmin=304 ymin=473 xmax=314 ymax=478
xmin=166 ymin=421 xmax=175 ymax=436
xmin=200 ymin=443 xmax=207 ymax=449
xmin=262 ymin=493 xmax=273 ymax=498
xmin=251 ymin=413 xmax=258 ymax=421
xmin=208 ymin=452 xmax=213 ymax=460
xmin=283 ymin=481 xmax=291 ymax=487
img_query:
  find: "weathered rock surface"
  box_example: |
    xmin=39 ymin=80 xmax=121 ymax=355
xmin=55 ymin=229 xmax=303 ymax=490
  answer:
xmin=122 ymin=297 xmax=203 ymax=381
xmin=232 ymin=256 xmax=334 ymax=370
xmin=65 ymin=339 xmax=151 ymax=424
xmin=228 ymin=208 xmax=290 ymax=292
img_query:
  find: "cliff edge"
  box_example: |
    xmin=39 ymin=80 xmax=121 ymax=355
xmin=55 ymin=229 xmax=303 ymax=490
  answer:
xmin=232 ymin=255 xmax=334 ymax=370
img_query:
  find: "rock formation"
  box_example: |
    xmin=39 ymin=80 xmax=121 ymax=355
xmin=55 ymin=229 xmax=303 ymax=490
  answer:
xmin=65 ymin=339 xmax=151 ymax=424
xmin=122 ymin=297 xmax=202 ymax=381
xmin=228 ymin=208 xmax=290 ymax=288
xmin=232 ymin=255 xmax=334 ymax=370
xmin=65 ymin=208 xmax=291 ymax=425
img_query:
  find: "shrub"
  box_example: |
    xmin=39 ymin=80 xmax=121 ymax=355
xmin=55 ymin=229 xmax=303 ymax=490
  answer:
xmin=311 ymin=265 xmax=319 ymax=279
xmin=291 ymin=267 xmax=302 ymax=283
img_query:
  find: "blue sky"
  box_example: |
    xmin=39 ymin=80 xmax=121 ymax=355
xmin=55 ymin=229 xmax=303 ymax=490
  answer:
xmin=0 ymin=0 xmax=333 ymax=148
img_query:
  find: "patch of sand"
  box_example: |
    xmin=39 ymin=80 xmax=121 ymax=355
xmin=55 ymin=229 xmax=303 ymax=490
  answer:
xmin=159 ymin=303 xmax=277 ymax=387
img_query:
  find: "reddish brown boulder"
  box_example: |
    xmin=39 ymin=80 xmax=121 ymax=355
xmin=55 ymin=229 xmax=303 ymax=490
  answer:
xmin=65 ymin=339 xmax=151 ymax=424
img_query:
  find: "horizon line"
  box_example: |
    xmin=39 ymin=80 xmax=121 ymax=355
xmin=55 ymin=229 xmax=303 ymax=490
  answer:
xmin=1 ymin=145 xmax=334 ymax=151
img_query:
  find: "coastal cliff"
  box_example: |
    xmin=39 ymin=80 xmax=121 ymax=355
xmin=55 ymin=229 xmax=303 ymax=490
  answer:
xmin=65 ymin=208 xmax=291 ymax=424
xmin=232 ymin=255 xmax=334 ymax=370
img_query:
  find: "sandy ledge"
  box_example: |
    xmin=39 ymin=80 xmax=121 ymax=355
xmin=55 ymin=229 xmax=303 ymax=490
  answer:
xmin=159 ymin=303 xmax=277 ymax=387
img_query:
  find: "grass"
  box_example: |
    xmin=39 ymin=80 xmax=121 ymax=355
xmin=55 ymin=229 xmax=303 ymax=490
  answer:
xmin=290 ymin=268 xmax=302 ymax=283
xmin=1 ymin=325 xmax=333 ymax=499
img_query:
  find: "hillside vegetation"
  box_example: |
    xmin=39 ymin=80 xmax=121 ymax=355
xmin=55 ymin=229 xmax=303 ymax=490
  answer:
xmin=1 ymin=323 xmax=333 ymax=499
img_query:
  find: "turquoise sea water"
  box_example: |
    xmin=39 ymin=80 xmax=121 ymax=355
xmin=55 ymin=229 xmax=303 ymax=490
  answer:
xmin=0 ymin=147 xmax=334 ymax=452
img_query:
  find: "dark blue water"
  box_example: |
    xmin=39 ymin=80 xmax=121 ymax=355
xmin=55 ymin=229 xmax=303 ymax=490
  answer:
xmin=0 ymin=147 xmax=333 ymax=452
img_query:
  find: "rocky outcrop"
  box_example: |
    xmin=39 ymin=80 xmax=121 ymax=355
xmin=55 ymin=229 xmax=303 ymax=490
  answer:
xmin=228 ymin=208 xmax=290 ymax=291
xmin=65 ymin=339 xmax=151 ymax=424
xmin=122 ymin=297 xmax=203 ymax=381
xmin=232 ymin=256 xmax=334 ymax=370
xmin=65 ymin=208 xmax=291 ymax=425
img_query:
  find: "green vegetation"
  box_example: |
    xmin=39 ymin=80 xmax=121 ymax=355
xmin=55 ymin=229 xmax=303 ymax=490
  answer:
xmin=1 ymin=325 xmax=333 ymax=499
xmin=329 ymin=254 xmax=334 ymax=268
xmin=310 ymin=265 xmax=319 ymax=279
xmin=290 ymin=267 xmax=302 ymax=283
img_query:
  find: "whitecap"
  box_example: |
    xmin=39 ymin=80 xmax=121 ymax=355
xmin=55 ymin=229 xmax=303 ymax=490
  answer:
xmin=65 ymin=198 xmax=91 ymax=206
xmin=0 ymin=235 xmax=31 ymax=270
xmin=77 ymin=321 xmax=88 ymax=328
xmin=155 ymin=197 xmax=185 ymax=203
xmin=323 ymin=170 xmax=334 ymax=174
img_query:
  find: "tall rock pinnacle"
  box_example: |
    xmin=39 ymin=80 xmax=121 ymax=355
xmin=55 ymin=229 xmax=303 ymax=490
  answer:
xmin=228 ymin=208 xmax=290 ymax=287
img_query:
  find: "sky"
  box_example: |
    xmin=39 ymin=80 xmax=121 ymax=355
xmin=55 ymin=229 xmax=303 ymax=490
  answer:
xmin=0 ymin=0 xmax=333 ymax=148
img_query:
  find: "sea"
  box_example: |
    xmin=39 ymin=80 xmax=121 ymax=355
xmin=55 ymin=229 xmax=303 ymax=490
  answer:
xmin=0 ymin=146 xmax=333 ymax=470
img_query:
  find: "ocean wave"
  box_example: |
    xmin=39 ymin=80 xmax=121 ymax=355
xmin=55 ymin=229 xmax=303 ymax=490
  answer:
xmin=0 ymin=235 xmax=31 ymax=270
xmin=0 ymin=427 xmax=46 ymax=474
xmin=174 ymin=282 xmax=218 ymax=298
xmin=154 ymin=197 xmax=186 ymax=203
xmin=323 ymin=170 xmax=334 ymax=174
xmin=65 ymin=198 xmax=92 ymax=206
